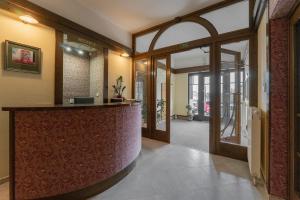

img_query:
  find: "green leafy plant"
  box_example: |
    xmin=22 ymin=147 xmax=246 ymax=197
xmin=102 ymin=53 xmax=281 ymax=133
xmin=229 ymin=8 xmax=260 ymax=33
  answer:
xmin=112 ymin=76 xmax=126 ymax=98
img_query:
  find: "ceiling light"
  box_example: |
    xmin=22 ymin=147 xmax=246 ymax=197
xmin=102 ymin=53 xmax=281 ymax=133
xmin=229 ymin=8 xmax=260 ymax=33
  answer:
xmin=120 ymin=52 xmax=130 ymax=57
xmin=77 ymin=50 xmax=84 ymax=55
xmin=65 ymin=46 xmax=72 ymax=52
xmin=143 ymin=61 xmax=148 ymax=65
xmin=19 ymin=15 xmax=39 ymax=24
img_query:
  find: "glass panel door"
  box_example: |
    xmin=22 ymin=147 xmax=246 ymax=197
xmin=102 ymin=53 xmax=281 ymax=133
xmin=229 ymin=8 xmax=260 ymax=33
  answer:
xmin=188 ymin=73 xmax=210 ymax=121
xmin=218 ymin=40 xmax=249 ymax=160
xmin=134 ymin=59 xmax=149 ymax=129
xmin=152 ymin=55 xmax=170 ymax=142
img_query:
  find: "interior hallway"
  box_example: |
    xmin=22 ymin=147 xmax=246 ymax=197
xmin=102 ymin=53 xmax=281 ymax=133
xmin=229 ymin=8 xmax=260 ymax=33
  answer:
xmin=171 ymin=119 xmax=209 ymax=152
xmin=0 ymin=138 xmax=267 ymax=200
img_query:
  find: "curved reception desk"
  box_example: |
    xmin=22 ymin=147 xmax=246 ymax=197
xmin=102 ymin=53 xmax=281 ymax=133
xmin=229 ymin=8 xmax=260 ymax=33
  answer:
xmin=2 ymin=102 xmax=141 ymax=200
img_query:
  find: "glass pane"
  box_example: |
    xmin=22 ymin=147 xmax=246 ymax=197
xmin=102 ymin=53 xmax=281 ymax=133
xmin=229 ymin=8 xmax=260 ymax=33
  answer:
xmin=201 ymin=1 xmax=249 ymax=34
xmin=154 ymin=22 xmax=210 ymax=50
xmin=220 ymin=40 xmax=249 ymax=146
xmin=204 ymin=76 xmax=210 ymax=117
xmin=135 ymin=59 xmax=148 ymax=128
xmin=136 ymin=31 xmax=159 ymax=54
xmin=156 ymin=58 xmax=167 ymax=131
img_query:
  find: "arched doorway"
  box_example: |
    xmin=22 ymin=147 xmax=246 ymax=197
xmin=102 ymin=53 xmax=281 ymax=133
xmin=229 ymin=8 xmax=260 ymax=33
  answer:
xmin=133 ymin=0 xmax=255 ymax=160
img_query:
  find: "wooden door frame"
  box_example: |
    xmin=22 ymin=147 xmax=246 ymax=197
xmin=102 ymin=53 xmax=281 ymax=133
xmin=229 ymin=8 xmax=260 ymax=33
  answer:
xmin=187 ymin=72 xmax=210 ymax=122
xmin=132 ymin=56 xmax=152 ymax=138
xmin=150 ymin=54 xmax=171 ymax=143
xmin=215 ymin=37 xmax=251 ymax=161
xmin=289 ymin=4 xmax=300 ymax=199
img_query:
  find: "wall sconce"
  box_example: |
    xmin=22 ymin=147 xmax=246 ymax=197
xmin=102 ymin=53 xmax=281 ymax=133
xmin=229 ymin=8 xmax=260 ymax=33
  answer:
xmin=19 ymin=15 xmax=39 ymax=24
xmin=120 ymin=52 xmax=130 ymax=58
xmin=77 ymin=50 xmax=84 ymax=55
xmin=65 ymin=46 xmax=72 ymax=52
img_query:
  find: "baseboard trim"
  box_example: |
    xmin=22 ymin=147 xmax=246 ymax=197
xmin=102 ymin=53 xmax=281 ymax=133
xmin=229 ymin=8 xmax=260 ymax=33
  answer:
xmin=0 ymin=176 xmax=9 ymax=185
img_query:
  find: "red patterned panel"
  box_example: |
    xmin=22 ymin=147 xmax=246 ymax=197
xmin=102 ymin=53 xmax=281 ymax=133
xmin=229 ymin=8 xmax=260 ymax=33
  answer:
xmin=14 ymin=105 xmax=141 ymax=200
xmin=269 ymin=18 xmax=289 ymax=199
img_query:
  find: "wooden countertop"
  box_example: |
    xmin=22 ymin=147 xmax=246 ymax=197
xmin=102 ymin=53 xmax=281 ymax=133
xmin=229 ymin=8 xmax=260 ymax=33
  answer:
xmin=2 ymin=101 xmax=140 ymax=112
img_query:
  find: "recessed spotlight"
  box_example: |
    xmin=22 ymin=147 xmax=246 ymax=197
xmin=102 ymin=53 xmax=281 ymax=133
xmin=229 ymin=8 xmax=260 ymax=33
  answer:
xmin=19 ymin=15 xmax=39 ymax=24
xmin=120 ymin=52 xmax=129 ymax=57
xmin=65 ymin=46 xmax=72 ymax=52
xmin=77 ymin=50 xmax=84 ymax=55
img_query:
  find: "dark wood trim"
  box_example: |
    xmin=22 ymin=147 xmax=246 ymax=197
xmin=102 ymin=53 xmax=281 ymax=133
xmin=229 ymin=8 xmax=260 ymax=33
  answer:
xmin=172 ymin=65 xmax=209 ymax=74
xmin=252 ymin=0 xmax=267 ymax=30
xmin=2 ymin=102 xmax=140 ymax=112
xmin=103 ymin=48 xmax=109 ymax=103
xmin=9 ymin=111 xmax=15 ymax=200
xmin=35 ymin=160 xmax=137 ymax=200
xmin=210 ymin=42 xmax=219 ymax=154
xmin=0 ymin=177 xmax=9 ymax=185
xmin=218 ymin=142 xmax=248 ymax=161
xmin=148 ymin=16 xmax=218 ymax=52
xmin=151 ymin=54 xmax=171 ymax=143
xmin=288 ymin=1 xmax=300 ymax=18
xmin=0 ymin=0 xmax=131 ymax=54
xmin=249 ymin=33 xmax=258 ymax=107
xmin=133 ymin=0 xmax=244 ymax=37
xmin=134 ymin=28 xmax=253 ymax=60
xmin=290 ymin=5 xmax=300 ymax=199
xmin=54 ymin=30 xmax=63 ymax=105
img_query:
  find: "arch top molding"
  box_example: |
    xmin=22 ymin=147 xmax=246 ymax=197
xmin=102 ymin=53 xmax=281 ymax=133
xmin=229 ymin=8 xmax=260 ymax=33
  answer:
xmin=148 ymin=16 xmax=218 ymax=52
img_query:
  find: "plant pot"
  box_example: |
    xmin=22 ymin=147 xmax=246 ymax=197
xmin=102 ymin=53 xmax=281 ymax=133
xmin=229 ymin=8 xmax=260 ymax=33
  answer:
xmin=187 ymin=115 xmax=193 ymax=121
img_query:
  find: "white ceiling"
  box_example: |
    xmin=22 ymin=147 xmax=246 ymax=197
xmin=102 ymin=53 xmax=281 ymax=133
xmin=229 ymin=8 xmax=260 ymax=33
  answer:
xmin=28 ymin=0 xmax=248 ymax=48
xmin=171 ymin=47 xmax=210 ymax=69
xmin=28 ymin=0 xmax=224 ymax=45
xmin=75 ymin=0 xmax=224 ymax=33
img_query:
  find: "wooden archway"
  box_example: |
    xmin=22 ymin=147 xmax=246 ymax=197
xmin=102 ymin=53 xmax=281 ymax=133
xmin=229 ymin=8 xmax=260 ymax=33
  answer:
xmin=148 ymin=16 xmax=218 ymax=52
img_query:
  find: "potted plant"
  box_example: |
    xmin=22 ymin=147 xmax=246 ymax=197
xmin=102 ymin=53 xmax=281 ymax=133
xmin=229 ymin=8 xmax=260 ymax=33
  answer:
xmin=111 ymin=76 xmax=126 ymax=102
xmin=186 ymin=104 xmax=194 ymax=121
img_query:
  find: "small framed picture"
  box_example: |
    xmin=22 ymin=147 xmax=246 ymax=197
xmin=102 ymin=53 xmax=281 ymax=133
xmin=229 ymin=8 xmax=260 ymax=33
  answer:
xmin=4 ymin=40 xmax=41 ymax=74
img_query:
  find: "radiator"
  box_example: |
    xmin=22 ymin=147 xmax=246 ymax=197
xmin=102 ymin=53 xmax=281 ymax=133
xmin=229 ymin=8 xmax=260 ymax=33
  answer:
xmin=247 ymin=107 xmax=261 ymax=185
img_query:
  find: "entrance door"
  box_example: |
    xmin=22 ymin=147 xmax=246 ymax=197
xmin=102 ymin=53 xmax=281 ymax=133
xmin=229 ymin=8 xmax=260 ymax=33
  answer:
xmin=188 ymin=73 xmax=210 ymax=121
xmin=151 ymin=55 xmax=171 ymax=142
xmin=216 ymin=40 xmax=249 ymax=161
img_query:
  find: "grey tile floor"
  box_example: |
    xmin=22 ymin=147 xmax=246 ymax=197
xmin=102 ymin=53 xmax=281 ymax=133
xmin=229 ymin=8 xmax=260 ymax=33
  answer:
xmin=0 ymin=138 xmax=268 ymax=200
xmin=90 ymin=138 xmax=267 ymax=200
xmin=171 ymin=120 xmax=209 ymax=152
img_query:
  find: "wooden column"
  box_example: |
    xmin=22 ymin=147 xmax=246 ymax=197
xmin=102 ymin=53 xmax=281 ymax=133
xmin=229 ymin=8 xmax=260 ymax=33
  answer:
xmin=103 ymin=48 xmax=109 ymax=103
xmin=55 ymin=30 xmax=64 ymax=105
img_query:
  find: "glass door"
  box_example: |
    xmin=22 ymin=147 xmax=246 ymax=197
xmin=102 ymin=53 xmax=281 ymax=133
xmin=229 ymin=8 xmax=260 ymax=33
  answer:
xmin=134 ymin=59 xmax=150 ymax=137
xmin=152 ymin=55 xmax=171 ymax=142
xmin=188 ymin=73 xmax=210 ymax=121
xmin=217 ymin=40 xmax=249 ymax=160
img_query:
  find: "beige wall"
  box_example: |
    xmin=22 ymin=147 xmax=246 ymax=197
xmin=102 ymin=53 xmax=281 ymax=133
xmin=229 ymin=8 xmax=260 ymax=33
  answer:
xmin=257 ymin=9 xmax=269 ymax=182
xmin=0 ymin=9 xmax=55 ymax=179
xmin=173 ymin=73 xmax=189 ymax=116
xmin=108 ymin=51 xmax=132 ymax=100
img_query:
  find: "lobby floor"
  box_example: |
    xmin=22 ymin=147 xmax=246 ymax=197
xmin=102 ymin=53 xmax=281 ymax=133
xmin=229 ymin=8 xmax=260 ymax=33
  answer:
xmin=0 ymin=138 xmax=267 ymax=200
xmin=171 ymin=119 xmax=209 ymax=152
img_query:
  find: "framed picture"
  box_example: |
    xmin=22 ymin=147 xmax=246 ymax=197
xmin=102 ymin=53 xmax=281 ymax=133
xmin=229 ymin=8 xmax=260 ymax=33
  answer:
xmin=4 ymin=40 xmax=41 ymax=74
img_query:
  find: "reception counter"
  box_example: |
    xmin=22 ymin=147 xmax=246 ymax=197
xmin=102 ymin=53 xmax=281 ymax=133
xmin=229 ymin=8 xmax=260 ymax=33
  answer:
xmin=2 ymin=102 xmax=142 ymax=200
